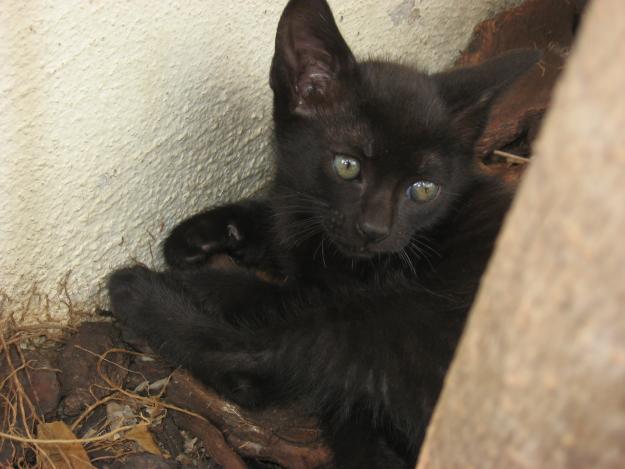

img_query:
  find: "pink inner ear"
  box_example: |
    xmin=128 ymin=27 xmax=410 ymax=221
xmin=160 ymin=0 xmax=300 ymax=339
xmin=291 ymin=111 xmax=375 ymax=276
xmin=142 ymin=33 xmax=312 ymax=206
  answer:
xmin=274 ymin=2 xmax=356 ymax=116
xmin=291 ymin=40 xmax=349 ymax=115
xmin=297 ymin=61 xmax=332 ymax=97
xmin=293 ymin=74 xmax=340 ymax=116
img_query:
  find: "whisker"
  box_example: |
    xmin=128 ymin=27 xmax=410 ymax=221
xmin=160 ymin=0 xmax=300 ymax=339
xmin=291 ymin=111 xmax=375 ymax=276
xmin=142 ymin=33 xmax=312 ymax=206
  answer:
xmin=281 ymin=222 xmax=324 ymax=247
xmin=407 ymin=241 xmax=436 ymax=272
xmin=313 ymin=239 xmax=322 ymax=261
xmin=272 ymin=189 xmax=330 ymax=208
xmin=412 ymin=235 xmax=441 ymax=258
xmin=399 ymin=248 xmax=417 ymax=277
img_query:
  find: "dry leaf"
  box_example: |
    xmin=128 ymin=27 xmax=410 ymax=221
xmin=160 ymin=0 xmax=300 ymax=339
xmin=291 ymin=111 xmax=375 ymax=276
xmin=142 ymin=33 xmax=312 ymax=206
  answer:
xmin=105 ymin=402 xmax=137 ymax=432
xmin=37 ymin=421 xmax=94 ymax=469
xmin=133 ymin=379 xmax=149 ymax=393
xmin=148 ymin=376 xmax=170 ymax=393
xmin=126 ymin=423 xmax=162 ymax=456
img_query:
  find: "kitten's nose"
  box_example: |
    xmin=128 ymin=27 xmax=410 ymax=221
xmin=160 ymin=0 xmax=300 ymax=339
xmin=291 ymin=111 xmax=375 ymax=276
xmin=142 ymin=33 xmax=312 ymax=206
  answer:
xmin=356 ymin=221 xmax=390 ymax=243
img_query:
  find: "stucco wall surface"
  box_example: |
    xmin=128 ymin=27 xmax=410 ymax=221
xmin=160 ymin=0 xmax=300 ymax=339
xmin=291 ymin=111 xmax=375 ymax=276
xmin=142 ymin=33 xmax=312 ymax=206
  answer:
xmin=0 ymin=0 xmax=520 ymax=323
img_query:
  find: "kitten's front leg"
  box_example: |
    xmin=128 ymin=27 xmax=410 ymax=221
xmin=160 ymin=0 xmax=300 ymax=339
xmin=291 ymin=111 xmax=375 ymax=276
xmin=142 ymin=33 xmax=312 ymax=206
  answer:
xmin=108 ymin=265 xmax=207 ymax=341
xmin=163 ymin=200 xmax=277 ymax=271
xmin=108 ymin=265 xmax=280 ymax=405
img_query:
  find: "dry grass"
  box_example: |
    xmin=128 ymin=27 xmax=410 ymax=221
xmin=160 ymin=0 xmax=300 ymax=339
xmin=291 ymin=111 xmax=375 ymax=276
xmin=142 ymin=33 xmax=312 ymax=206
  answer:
xmin=0 ymin=318 xmax=207 ymax=468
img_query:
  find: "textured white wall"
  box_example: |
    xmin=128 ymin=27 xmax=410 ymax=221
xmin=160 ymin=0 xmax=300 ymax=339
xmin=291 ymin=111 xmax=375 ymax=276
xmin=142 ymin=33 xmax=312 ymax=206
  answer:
xmin=0 ymin=0 xmax=520 ymax=323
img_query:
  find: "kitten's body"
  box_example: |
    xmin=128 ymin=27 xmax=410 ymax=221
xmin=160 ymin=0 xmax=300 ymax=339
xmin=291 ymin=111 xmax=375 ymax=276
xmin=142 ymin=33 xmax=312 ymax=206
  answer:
xmin=109 ymin=1 xmax=537 ymax=467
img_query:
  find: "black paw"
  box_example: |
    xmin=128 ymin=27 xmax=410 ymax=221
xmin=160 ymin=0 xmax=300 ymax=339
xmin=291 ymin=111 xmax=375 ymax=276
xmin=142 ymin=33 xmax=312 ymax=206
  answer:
xmin=163 ymin=208 xmax=245 ymax=269
xmin=107 ymin=265 xmax=155 ymax=331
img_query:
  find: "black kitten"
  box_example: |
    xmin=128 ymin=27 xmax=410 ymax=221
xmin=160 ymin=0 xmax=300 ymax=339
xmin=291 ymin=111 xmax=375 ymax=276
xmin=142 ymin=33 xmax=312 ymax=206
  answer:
xmin=108 ymin=1 xmax=538 ymax=467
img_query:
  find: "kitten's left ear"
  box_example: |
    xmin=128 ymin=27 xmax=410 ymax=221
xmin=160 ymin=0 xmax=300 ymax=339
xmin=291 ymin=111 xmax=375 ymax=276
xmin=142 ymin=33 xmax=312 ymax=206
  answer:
xmin=434 ymin=49 xmax=541 ymax=147
xmin=270 ymin=0 xmax=357 ymax=117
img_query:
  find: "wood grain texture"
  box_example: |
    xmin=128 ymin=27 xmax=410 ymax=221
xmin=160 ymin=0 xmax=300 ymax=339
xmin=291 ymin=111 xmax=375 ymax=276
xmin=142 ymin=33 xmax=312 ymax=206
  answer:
xmin=417 ymin=0 xmax=625 ymax=467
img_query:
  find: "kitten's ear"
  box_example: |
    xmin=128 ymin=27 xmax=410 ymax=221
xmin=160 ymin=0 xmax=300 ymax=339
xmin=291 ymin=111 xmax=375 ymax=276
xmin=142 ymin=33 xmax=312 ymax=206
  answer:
xmin=434 ymin=49 xmax=541 ymax=147
xmin=270 ymin=0 xmax=356 ymax=116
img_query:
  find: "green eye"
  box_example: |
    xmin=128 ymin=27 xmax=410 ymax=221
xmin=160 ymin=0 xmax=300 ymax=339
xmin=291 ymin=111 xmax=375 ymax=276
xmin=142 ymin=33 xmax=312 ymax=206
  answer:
xmin=407 ymin=180 xmax=440 ymax=202
xmin=333 ymin=155 xmax=361 ymax=180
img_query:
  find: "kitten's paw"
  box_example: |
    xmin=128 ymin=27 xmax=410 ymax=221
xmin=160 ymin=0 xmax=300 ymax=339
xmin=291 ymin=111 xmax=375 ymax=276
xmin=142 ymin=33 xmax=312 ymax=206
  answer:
xmin=163 ymin=211 xmax=245 ymax=269
xmin=107 ymin=265 xmax=155 ymax=330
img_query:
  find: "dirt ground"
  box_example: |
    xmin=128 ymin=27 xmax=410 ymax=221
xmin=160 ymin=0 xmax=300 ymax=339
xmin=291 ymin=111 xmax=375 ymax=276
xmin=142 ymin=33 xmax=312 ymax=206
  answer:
xmin=0 ymin=320 xmax=329 ymax=468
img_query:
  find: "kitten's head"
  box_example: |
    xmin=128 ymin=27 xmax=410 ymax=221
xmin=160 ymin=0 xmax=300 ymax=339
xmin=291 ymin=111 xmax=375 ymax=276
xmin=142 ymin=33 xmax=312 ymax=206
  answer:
xmin=270 ymin=0 xmax=538 ymax=258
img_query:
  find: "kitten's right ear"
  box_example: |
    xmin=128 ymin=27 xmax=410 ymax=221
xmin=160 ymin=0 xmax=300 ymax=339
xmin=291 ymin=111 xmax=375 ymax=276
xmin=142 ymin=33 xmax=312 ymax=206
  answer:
xmin=270 ymin=0 xmax=356 ymax=117
xmin=434 ymin=49 xmax=541 ymax=147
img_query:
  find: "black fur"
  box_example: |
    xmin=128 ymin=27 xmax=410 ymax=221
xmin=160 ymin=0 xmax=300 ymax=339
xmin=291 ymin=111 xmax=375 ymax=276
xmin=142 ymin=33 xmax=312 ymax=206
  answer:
xmin=108 ymin=1 xmax=538 ymax=467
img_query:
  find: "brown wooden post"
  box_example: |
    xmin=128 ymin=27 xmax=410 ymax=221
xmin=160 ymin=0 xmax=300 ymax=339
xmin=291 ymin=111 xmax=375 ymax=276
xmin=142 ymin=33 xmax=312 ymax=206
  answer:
xmin=417 ymin=1 xmax=625 ymax=467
